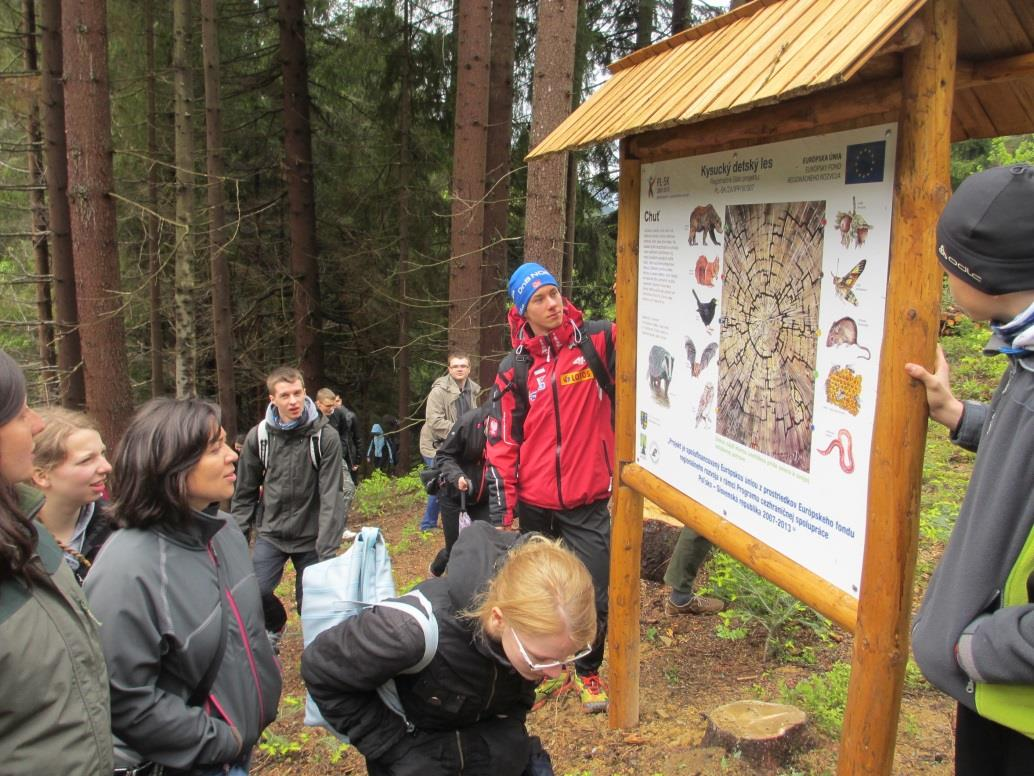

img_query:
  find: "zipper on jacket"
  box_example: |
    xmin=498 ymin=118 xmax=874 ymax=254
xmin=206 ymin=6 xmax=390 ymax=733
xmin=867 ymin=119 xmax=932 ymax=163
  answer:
xmin=986 ymin=361 xmax=1017 ymax=436
xmin=208 ymin=542 xmax=268 ymax=725
xmin=455 ymin=730 xmax=465 ymax=773
xmin=601 ymin=440 xmax=613 ymax=493
xmin=483 ymin=662 xmax=498 ymax=711
xmin=549 ymin=370 xmax=567 ymax=509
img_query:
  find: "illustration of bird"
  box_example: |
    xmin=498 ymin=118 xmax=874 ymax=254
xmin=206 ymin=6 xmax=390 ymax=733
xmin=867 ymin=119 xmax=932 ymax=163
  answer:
xmin=692 ymin=289 xmax=717 ymax=326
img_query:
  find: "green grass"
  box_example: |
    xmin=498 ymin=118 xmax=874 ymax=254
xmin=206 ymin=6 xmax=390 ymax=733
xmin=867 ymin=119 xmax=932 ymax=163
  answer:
xmin=353 ymin=468 xmax=425 ymax=520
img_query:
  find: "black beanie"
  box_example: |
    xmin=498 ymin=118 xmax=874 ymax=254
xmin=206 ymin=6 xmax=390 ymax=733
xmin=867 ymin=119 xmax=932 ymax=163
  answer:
xmin=936 ymin=164 xmax=1034 ymax=295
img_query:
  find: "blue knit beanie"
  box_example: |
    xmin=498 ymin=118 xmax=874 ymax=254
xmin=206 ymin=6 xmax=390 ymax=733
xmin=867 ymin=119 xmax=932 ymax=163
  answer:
xmin=508 ymin=263 xmax=559 ymax=315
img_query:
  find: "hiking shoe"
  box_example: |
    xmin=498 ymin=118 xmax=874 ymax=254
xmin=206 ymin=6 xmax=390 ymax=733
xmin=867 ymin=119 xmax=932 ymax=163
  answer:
xmin=665 ymin=594 xmax=726 ymax=616
xmin=573 ymin=672 xmax=609 ymax=714
xmin=531 ymin=671 xmax=572 ymax=711
xmin=341 ymin=529 xmax=358 ymax=542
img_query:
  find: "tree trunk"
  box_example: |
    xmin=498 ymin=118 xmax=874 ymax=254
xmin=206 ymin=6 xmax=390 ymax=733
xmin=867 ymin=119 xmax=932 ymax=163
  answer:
xmin=201 ymin=0 xmax=237 ymax=440
xmin=23 ymin=0 xmax=58 ymax=395
xmin=636 ymin=0 xmax=654 ymax=49
xmin=173 ymin=0 xmax=197 ymax=397
xmin=39 ymin=0 xmax=84 ymax=407
xmin=524 ymin=0 xmax=578 ymax=279
xmin=671 ymin=0 xmax=690 ymax=34
xmin=61 ymin=0 xmax=133 ymax=445
xmin=479 ymin=0 xmax=516 ymax=389
xmin=145 ymin=0 xmax=164 ymax=397
xmin=396 ymin=0 xmax=413 ymax=471
xmin=448 ymin=0 xmax=491 ymax=361
xmin=278 ymin=0 xmax=323 ymax=388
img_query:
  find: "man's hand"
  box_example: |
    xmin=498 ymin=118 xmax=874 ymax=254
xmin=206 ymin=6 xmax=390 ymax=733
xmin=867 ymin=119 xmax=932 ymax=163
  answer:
xmin=905 ymin=345 xmax=964 ymax=431
xmin=456 ymin=476 xmax=469 ymax=492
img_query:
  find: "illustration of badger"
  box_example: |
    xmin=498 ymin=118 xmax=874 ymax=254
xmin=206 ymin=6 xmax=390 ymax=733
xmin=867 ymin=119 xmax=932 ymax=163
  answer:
xmin=647 ymin=345 xmax=674 ymax=401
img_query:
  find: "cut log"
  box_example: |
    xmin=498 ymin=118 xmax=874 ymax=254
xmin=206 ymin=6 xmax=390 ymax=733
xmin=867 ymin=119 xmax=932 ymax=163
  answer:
xmin=701 ymin=700 xmax=811 ymax=774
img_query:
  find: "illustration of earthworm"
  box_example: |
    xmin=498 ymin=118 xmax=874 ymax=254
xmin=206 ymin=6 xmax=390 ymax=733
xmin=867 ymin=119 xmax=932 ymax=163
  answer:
xmin=817 ymin=428 xmax=855 ymax=474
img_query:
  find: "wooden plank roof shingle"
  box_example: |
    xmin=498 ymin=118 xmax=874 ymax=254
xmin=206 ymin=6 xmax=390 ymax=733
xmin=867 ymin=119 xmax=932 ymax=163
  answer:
xmin=528 ymin=0 xmax=1034 ymax=158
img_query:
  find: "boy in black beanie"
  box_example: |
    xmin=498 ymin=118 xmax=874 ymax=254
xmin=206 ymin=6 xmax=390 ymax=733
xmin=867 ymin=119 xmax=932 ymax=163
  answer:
xmin=907 ymin=164 xmax=1034 ymax=774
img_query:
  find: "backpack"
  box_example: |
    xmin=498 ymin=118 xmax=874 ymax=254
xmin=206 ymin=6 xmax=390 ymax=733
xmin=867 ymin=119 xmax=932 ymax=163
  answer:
xmin=256 ymin=422 xmax=323 ymax=472
xmin=300 ymin=526 xmax=439 ymax=741
xmin=505 ymin=320 xmax=616 ymax=441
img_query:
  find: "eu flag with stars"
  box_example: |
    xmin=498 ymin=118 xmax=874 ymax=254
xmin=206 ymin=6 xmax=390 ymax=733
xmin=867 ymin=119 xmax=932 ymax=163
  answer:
xmin=845 ymin=141 xmax=886 ymax=184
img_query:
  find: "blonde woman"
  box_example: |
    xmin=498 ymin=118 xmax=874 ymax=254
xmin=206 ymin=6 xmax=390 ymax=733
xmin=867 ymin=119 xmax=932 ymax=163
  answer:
xmin=31 ymin=408 xmax=113 ymax=584
xmin=302 ymin=522 xmax=595 ymax=776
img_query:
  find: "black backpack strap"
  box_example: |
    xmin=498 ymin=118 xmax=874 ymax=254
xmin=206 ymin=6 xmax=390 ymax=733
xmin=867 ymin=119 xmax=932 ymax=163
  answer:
xmin=577 ymin=320 xmax=615 ymax=405
xmin=496 ymin=351 xmax=531 ymax=444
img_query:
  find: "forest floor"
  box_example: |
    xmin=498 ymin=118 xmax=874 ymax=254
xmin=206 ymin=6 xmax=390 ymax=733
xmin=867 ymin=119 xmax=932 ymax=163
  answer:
xmin=247 ymin=480 xmax=958 ymax=776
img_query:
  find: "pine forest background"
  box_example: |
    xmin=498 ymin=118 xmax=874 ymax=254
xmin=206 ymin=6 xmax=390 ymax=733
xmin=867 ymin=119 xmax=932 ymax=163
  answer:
xmin=0 ymin=0 xmax=1030 ymax=467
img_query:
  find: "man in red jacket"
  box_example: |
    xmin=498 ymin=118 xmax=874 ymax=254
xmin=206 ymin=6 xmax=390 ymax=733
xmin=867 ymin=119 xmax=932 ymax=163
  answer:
xmin=486 ymin=262 xmax=615 ymax=713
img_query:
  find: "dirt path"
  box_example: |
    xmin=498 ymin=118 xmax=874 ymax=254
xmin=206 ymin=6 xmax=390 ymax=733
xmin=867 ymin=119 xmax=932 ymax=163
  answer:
xmin=251 ymin=503 xmax=956 ymax=776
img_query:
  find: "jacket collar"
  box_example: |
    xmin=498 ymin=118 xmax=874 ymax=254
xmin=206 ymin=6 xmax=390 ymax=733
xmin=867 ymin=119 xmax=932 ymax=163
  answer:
xmin=155 ymin=507 xmax=226 ymax=549
xmin=508 ymin=299 xmax=586 ymax=359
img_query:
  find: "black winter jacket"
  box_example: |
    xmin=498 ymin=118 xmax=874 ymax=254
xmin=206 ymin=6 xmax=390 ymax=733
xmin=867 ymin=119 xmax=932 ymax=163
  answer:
xmin=301 ymin=522 xmax=535 ymax=776
xmin=433 ymin=404 xmax=492 ymax=510
xmin=327 ymin=405 xmax=362 ymax=469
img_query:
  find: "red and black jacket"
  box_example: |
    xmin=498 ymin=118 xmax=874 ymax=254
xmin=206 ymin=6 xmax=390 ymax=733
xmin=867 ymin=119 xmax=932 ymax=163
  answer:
xmin=485 ymin=300 xmax=616 ymax=526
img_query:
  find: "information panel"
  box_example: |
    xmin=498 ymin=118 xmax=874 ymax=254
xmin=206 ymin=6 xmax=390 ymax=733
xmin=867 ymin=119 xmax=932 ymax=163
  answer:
xmin=636 ymin=124 xmax=898 ymax=596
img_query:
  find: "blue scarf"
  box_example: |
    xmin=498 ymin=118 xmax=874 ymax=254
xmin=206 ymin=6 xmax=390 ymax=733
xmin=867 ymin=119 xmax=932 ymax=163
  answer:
xmin=992 ymin=300 xmax=1034 ymax=356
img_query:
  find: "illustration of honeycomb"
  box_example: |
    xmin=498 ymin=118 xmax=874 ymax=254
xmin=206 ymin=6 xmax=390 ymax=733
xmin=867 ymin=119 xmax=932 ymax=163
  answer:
xmin=825 ymin=365 xmax=862 ymax=416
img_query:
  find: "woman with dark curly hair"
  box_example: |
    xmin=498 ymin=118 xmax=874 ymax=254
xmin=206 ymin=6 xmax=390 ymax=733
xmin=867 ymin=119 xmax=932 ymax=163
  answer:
xmin=86 ymin=397 xmax=282 ymax=775
xmin=0 ymin=349 xmax=113 ymax=775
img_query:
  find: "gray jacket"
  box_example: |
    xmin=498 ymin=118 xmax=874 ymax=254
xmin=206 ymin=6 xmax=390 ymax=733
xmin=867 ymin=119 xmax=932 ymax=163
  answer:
xmin=912 ymin=348 xmax=1034 ymax=710
xmin=419 ymin=374 xmax=480 ymax=459
xmin=0 ymin=485 xmax=113 ymax=775
xmin=231 ymin=406 xmax=344 ymax=559
xmin=85 ymin=509 xmax=282 ymax=771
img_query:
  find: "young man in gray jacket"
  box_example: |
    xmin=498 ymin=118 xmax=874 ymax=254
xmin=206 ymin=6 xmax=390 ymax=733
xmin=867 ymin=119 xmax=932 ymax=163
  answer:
xmin=907 ymin=165 xmax=1034 ymax=773
xmin=231 ymin=366 xmax=344 ymax=643
xmin=417 ymin=352 xmax=479 ymax=530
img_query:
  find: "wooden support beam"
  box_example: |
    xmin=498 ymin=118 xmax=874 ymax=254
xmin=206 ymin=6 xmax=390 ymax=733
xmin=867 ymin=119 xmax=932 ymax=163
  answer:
xmin=625 ymin=47 xmax=1031 ymax=164
xmin=621 ymin=464 xmax=858 ymax=631
xmin=957 ymin=51 xmax=1034 ymax=88
xmin=629 ymin=78 xmax=903 ymax=163
xmin=608 ymin=141 xmax=643 ymax=730
xmin=837 ymin=0 xmax=957 ymax=773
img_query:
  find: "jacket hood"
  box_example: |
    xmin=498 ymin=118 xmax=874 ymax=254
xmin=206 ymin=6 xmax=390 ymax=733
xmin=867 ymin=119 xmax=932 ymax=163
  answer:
xmin=507 ymin=298 xmax=586 ymax=353
xmin=370 ymin=423 xmax=383 ymax=435
xmin=265 ymin=395 xmax=321 ymax=432
xmin=442 ymin=522 xmax=523 ymax=612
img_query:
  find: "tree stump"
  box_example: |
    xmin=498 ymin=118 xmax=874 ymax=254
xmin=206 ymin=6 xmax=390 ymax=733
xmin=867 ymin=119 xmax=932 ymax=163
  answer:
xmin=701 ymin=700 xmax=811 ymax=773
xmin=640 ymin=516 xmax=682 ymax=582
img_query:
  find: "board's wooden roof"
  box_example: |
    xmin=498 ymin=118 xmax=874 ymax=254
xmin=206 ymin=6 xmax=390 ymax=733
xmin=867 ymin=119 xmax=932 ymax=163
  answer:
xmin=528 ymin=0 xmax=1034 ymax=158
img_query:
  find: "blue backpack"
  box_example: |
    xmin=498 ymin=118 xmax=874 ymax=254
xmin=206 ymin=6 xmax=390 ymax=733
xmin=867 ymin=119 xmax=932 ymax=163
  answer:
xmin=300 ymin=526 xmax=439 ymax=741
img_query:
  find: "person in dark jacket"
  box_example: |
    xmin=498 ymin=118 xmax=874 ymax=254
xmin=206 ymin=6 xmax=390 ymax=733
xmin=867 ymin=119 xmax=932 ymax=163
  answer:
xmin=301 ymin=521 xmax=596 ymax=776
xmin=231 ymin=366 xmax=345 ymax=645
xmin=29 ymin=407 xmax=113 ymax=585
xmin=0 ymin=349 xmax=113 ymax=775
xmin=485 ymin=262 xmax=616 ymax=712
xmin=316 ymin=387 xmax=359 ymax=540
xmin=86 ymin=398 xmax=282 ymax=775
xmin=906 ymin=165 xmax=1034 ymax=774
xmin=428 ymin=403 xmax=493 ymax=577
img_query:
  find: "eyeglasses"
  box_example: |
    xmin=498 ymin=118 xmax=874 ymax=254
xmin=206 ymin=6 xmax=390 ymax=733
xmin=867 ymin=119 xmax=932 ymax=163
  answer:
xmin=449 ymin=363 xmax=470 ymax=370
xmin=510 ymin=627 xmax=592 ymax=671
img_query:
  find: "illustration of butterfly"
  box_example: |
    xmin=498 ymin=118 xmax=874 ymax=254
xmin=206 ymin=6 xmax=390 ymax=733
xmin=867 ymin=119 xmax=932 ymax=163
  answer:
xmin=684 ymin=338 xmax=718 ymax=377
xmin=832 ymin=259 xmax=866 ymax=306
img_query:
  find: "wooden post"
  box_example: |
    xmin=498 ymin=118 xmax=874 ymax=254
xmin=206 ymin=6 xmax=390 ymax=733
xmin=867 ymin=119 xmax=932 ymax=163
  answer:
xmin=609 ymin=140 xmax=643 ymax=729
xmin=837 ymin=0 xmax=957 ymax=773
